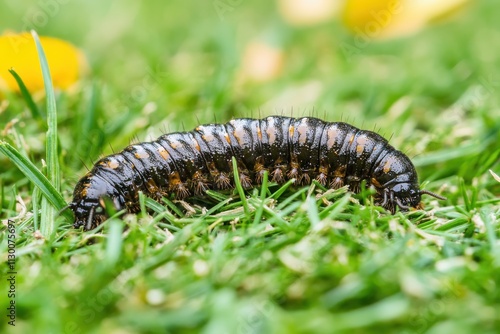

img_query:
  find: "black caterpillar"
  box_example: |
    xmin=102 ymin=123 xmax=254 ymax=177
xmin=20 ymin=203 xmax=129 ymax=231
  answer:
xmin=69 ymin=116 xmax=445 ymax=230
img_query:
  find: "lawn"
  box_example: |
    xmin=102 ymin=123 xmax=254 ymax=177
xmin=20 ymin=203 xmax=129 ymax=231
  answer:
xmin=1 ymin=1 xmax=500 ymax=333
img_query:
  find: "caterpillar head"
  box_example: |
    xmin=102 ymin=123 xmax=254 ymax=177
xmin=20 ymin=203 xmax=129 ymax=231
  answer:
xmin=69 ymin=199 xmax=107 ymax=231
xmin=69 ymin=174 xmax=122 ymax=231
xmin=381 ymin=182 xmax=446 ymax=213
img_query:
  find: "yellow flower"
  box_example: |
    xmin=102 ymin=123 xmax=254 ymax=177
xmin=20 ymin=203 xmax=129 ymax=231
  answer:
xmin=0 ymin=32 xmax=87 ymax=93
xmin=341 ymin=0 xmax=470 ymax=39
xmin=277 ymin=0 xmax=470 ymax=39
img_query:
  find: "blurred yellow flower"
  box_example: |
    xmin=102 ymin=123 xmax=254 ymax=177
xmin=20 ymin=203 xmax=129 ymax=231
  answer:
xmin=341 ymin=0 xmax=470 ymax=39
xmin=0 ymin=32 xmax=87 ymax=93
xmin=238 ymin=41 xmax=284 ymax=83
xmin=278 ymin=0 xmax=470 ymax=39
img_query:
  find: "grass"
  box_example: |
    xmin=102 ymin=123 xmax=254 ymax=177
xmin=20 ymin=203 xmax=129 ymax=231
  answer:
xmin=1 ymin=1 xmax=500 ymax=333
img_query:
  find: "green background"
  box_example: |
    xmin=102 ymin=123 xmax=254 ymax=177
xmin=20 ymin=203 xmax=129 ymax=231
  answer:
xmin=1 ymin=0 xmax=499 ymax=333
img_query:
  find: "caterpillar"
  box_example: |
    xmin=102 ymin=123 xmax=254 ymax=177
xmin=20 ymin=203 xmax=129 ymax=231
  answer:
xmin=69 ymin=116 xmax=445 ymax=230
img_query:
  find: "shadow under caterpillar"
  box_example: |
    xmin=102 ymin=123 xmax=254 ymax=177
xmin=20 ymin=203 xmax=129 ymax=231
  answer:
xmin=68 ymin=116 xmax=445 ymax=230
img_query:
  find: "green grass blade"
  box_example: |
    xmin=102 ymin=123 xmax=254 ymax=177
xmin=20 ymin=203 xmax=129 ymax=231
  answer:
xmin=231 ymin=157 xmax=250 ymax=216
xmin=105 ymin=218 xmax=124 ymax=266
xmin=74 ymin=83 xmax=99 ymax=166
xmin=8 ymin=68 xmax=44 ymax=122
xmin=305 ymin=195 xmax=321 ymax=229
xmin=0 ymin=141 xmax=72 ymax=221
xmin=32 ymin=30 xmax=61 ymax=237
xmin=481 ymin=208 xmax=498 ymax=253
xmin=8 ymin=68 xmax=44 ymax=121
xmin=252 ymin=170 xmax=268 ymax=225
xmin=32 ymin=186 xmax=40 ymax=231
xmin=413 ymin=139 xmax=493 ymax=167
xmin=32 ymin=30 xmax=60 ymax=191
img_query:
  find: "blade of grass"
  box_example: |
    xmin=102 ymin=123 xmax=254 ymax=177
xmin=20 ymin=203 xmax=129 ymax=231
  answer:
xmin=319 ymin=193 xmax=351 ymax=220
xmin=139 ymin=191 xmax=147 ymax=217
xmin=76 ymin=83 xmax=99 ymax=165
xmin=0 ymin=179 xmax=3 ymax=214
xmin=459 ymin=178 xmax=471 ymax=212
xmin=32 ymin=30 xmax=61 ymax=237
xmin=105 ymin=218 xmax=124 ymax=266
xmin=481 ymin=208 xmax=497 ymax=253
xmin=202 ymin=197 xmax=233 ymax=216
xmin=32 ymin=186 xmax=40 ymax=231
xmin=413 ymin=139 xmax=493 ymax=167
xmin=161 ymin=197 xmax=184 ymax=217
xmin=8 ymin=68 xmax=43 ymax=122
xmin=252 ymin=170 xmax=268 ymax=225
xmin=231 ymin=157 xmax=250 ymax=216
xmin=305 ymin=195 xmax=321 ymax=230
xmin=270 ymin=178 xmax=295 ymax=200
xmin=490 ymin=169 xmax=500 ymax=183
xmin=0 ymin=141 xmax=71 ymax=221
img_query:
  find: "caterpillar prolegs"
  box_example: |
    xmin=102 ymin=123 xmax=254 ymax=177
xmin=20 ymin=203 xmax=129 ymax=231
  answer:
xmin=69 ymin=116 xmax=445 ymax=230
